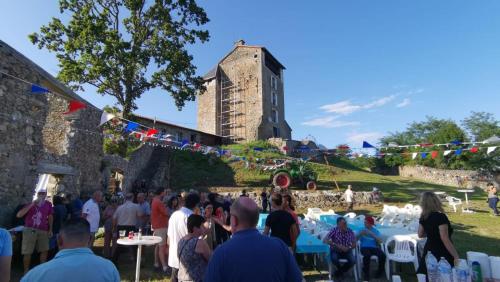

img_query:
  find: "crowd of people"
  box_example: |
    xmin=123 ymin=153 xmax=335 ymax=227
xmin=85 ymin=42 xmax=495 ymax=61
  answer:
xmin=0 ymin=181 xmax=498 ymax=282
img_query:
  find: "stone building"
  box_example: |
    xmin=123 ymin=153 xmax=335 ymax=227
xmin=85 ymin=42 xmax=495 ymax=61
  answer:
xmin=0 ymin=40 xmax=103 ymax=226
xmin=197 ymin=40 xmax=292 ymax=143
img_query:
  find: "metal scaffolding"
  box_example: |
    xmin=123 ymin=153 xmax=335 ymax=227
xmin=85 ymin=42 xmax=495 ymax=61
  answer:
xmin=219 ymin=71 xmax=246 ymax=142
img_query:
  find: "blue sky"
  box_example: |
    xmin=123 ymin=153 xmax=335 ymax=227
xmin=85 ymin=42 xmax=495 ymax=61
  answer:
xmin=1 ymin=1 xmax=499 ymax=148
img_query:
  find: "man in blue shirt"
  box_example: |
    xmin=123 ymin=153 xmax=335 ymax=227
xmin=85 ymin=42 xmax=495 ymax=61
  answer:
xmin=357 ymin=216 xmax=386 ymax=280
xmin=21 ymin=218 xmax=120 ymax=282
xmin=0 ymin=228 xmax=12 ymax=282
xmin=204 ymin=197 xmax=303 ymax=282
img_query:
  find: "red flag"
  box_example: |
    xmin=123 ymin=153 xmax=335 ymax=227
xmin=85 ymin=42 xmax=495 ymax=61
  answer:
xmin=419 ymin=143 xmax=433 ymax=147
xmin=194 ymin=143 xmax=201 ymax=150
xmin=431 ymin=151 xmax=439 ymax=159
xmin=470 ymin=147 xmax=479 ymax=153
xmin=146 ymin=129 xmax=158 ymax=137
xmin=63 ymin=100 xmax=86 ymax=114
xmin=283 ymin=146 xmax=289 ymax=151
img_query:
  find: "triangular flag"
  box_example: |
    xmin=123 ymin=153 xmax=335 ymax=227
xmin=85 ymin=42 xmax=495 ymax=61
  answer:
xmin=125 ymin=122 xmax=140 ymax=132
xmin=431 ymin=151 xmax=439 ymax=159
xmin=487 ymin=146 xmax=497 ymax=154
xmin=253 ymin=147 xmax=264 ymax=151
xmin=362 ymin=141 xmax=376 ymax=148
xmin=443 ymin=150 xmax=452 ymax=156
xmin=31 ymin=84 xmax=49 ymax=93
xmin=421 ymin=152 xmax=428 ymax=159
xmin=470 ymin=147 xmax=479 ymax=153
xmin=146 ymin=129 xmax=158 ymax=137
xmin=419 ymin=143 xmax=433 ymax=147
xmin=63 ymin=100 xmax=86 ymax=114
xmin=99 ymin=112 xmax=116 ymax=126
xmin=283 ymin=146 xmax=289 ymax=151
xmin=412 ymin=152 xmax=418 ymax=160
xmin=455 ymin=149 xmax=462 ymax=155
xmin=450 ymin=140 xmax=462 ymax=146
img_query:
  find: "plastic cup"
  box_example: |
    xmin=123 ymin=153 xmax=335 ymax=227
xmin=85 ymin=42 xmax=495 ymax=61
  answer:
xmin=119 ymin=230 xmax=126 ymax=238
xmin=417 ymin=273 xmax=426 ymax=282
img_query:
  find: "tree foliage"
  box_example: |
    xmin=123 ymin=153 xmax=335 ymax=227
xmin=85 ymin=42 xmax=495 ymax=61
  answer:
xmin=462 ymin=111 xmax=500 ymax=142
xmin=29 ymin=0 xmax=210 ymax=118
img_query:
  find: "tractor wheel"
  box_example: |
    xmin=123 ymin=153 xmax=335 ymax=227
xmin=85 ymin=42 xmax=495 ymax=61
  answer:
xmin=306 ymin=180 xmax=317 ymax=190
xmin=273 ymin=172 xmax=292 ymax=189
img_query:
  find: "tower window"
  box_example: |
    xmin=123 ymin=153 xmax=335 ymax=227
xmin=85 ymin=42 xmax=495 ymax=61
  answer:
xmin=272 ymin=109 xmax=279 ymax=123
xmin=272 ymin=91 xmax=278 ymax=106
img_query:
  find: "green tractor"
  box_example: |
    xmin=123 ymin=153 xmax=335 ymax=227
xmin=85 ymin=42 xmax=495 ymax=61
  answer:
xmin=270 ymin=160 xmax=318 ymax=190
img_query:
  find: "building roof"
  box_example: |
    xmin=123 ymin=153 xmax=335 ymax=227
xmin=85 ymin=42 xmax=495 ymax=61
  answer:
xmin=131 ymin=113 xmax=223 ymax=138
xmin=0 ymin=40 xmax=100 ymax=111
xmin=202 ymin=44 xmax=286 ymax=81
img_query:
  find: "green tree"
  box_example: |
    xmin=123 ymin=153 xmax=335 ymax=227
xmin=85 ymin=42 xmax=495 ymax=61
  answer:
xmin=462 ymin=112 xmax=500 ymax=141
xmin=29 ymin=0 xmax=209 ymax=119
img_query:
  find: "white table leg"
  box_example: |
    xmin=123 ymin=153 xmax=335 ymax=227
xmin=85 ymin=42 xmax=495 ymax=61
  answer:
xmin=135 ymin=245 xmax=142 ymax=282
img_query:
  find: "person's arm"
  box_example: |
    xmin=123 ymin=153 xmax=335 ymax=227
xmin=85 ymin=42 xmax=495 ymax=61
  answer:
xmin=418 ymin=224 xmax=426 ymax=238
xmin=0 ymin=231 xmax=12 ymax=282
xmin=16 ymin=203 xmax=34 ymax=218
xmin=48 ymin=214 xmax=53 ymax=237
xmin=196 ymin=239 xmax=212 ymax=262
xmin=263 ymin=226 xmax=270 ymax=236
xmin=366 ymin=229 xmax=383 ymax=244
xmin=439 ymin=224 xmax=459 ymax=265
xmin=212 ymin=217 xmax=231 ymax=232
xmin=290 ymin=223 xmax=299 ymax=249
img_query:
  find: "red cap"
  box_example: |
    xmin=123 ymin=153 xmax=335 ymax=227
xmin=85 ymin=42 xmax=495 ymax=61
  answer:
xmin=365 ymin=216 xmax=375 ymax=225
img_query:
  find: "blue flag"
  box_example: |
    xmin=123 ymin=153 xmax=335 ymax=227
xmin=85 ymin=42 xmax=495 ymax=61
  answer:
xmin=362 ymin=141 xmax=376 ymax=148
xmin=450 ymin=140 xmax=462 ymax=146
xmin=31 ymin=84 xmax=49 ymax=93
xmin=421 ymin=152 xmax=428 ymax=159
xmin=253 ymin=147 xmax=264 ymax=151
xmin=125 ymin=122 xmax=139 ymax=132
xmin=455 ymin=149 xmax=462 ymax=155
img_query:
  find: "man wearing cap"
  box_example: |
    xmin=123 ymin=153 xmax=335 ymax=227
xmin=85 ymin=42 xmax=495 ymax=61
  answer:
xmin=16 ymin=190 xmax=53 ymax=274
xmin=357 ymin=216 xmax=386 ymax=280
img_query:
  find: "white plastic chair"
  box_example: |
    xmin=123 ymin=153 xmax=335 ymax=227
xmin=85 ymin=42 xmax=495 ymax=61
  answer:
xmin=412 ymin=205 xmax=422 ymax=219
xmin=345 ymin=212 xmax=357 ymax=219
xmin=406 ymin=220 xmax=420 ymax=232
xmin=445 ymin=196 xmax=462 ymax=213
xmin=328 ymin=248 xmax=359 ymax=281
xmin=384 ymin=235 xmax=419 ymax=281
xmin=356 ymin=241 xmax=384 ymax=279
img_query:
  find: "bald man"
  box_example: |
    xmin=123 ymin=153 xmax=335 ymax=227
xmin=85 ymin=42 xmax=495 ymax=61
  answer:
xmin=82 ymin=191 xmax=103 ymax=247
xmin=204 ymin=197 xmax=303 ymax=282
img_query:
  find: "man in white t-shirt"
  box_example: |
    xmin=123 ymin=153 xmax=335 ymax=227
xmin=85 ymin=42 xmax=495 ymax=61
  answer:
xmin=344 ymin=185 xmax=354 ymax=211
xmin=82 ymin=191 xmax=103 ymax=247
xmin=167 ymin=193 xmax=200 ymax=282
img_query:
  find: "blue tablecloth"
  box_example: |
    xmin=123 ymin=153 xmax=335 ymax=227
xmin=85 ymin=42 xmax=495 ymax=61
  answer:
xmin=295 ymin=230 xmax=330 ymax=254
xmin=257 ymin=213 xmax=268 ymax=229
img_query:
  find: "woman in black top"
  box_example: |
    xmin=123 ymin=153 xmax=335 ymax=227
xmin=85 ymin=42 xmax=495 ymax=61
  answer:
xmin=418 ymin=192 xmax=460 ymax=272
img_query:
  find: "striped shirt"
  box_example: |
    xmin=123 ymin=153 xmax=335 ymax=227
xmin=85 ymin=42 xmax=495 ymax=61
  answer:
xmin=326 ymin=227 xmax=355 ymax=248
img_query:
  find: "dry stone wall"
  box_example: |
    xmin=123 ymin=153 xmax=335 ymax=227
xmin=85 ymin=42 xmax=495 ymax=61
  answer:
xmin=398 ymin=165 xmax=493 ymax=190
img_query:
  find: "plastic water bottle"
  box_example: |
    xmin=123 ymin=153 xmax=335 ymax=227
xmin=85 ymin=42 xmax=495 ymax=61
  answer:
xmin=438 ymin=257 xmax=452 ymax=282
xmin=426 ymin=253 xmax=439 ymax=282
xmin=471 ymin=261 xmax=482 ymax=282
xmin=455 ymin=260 xmax=469 ymax=282
xmin=138 ymin=228 xmax=142 ymax=240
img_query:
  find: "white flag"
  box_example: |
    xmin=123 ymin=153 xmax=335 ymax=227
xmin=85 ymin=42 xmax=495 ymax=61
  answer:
xmin=487 ymin=146 xmax=497 ymax=154
xmin=412 ymin=153 xmax=418 ymax=160
xmin=99 ymin=112 xmax=116 ymax=126
xmin=443 ymin=150 xmax=452 ymax=156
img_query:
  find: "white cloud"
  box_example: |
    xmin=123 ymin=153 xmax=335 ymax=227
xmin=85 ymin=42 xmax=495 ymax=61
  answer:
xmin=319 ymin=101 xmax=361 ymax=115
xmin=319 ymin=95 xmax=397 ymax=115
xmin=396 ymin=98 xmax=411 ymax=108
xmin=346 ymin=132 xmax=384 ymax=145
xmin=301 ymin=116 xmax=360 ymax=128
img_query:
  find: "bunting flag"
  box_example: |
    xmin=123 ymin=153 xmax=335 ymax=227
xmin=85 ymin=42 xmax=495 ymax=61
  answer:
xmin=450 ymin=140 xmax=462 ymax=146
xmin=146 ymin=129 xmax=158 ymax=137
xmin=31 ymin=84 xmax=49 ymax=93
xmin=431 ymin=151 xmax=439 ymax=159
xmin=253 ymin=147 xmax=264 ymax=151
xmin=455 ymin=149 xmax=462 ymax=155
xmin=443 ymin=150 xmax=452 ymax=156
xmin=194 ymin=143 xmax=201 ymax=150
xmin=125 ymin=122 xmax=140 ymax=132
xmin=419 ymin=143 xmax=433 ymax=147
xmin=282 ymin=146 xmax=289 ymax=151
xmin=99 ymin=112 xmax=116 ymax=126
xmin=421 ymin=152 xmax=428 ymax=159
xmin=63 ymin=100 xmax=87 ymax=114
xmin=412 ymin=152 xmax=418 ymax=160
xmin=470 ymin=147 xmax=479 ymax=153
xmin=362 ymin=141 xmax=376 ymax=148
xmin=487 ymin=146 xmax=498 ymax=154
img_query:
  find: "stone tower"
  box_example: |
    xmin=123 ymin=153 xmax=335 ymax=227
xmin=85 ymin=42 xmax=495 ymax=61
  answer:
xmin=197 ymin=40 xmax=292 ymax=143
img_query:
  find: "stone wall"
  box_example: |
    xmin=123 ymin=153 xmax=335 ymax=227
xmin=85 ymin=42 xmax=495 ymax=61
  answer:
xmin=398 ymin=165 xmax=493 ymax=190
xmin=0 ymin=40 xmax=103 ymax=227
xmin=208 ymin=187 xmax=380 ymax=211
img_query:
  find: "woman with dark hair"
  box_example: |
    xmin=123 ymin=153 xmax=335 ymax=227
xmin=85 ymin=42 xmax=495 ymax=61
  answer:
xmin=486 ymin=182 xmax=499 ymax=216
xmin=167 ymin=195 xmax=180 ymax=215
xmin=282 ymin=194 xmax=299 ymax=226
xmin=178 ymin=214 xmax=211 ymax=282
xmin=418 ymin=191 xmax=460 ymax=273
